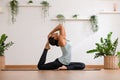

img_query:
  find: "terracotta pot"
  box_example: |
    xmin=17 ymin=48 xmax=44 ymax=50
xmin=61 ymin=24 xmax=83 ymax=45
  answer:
xmin=0 ymin=56 xmax=5 ymax=70
xmin=104 ymin=56 xmax=119 ymax=69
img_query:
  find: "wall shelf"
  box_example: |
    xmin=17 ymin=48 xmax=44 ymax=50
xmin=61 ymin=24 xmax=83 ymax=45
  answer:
xmin=99 ymin=11 xmax=120 ymax=14
xmin=18 ymin=4 xmax=51 ymax=7
xmin=99 ymin=0 xmax=120 ymax=1
xmin=51 ymin=19 xmax=90 ymax=21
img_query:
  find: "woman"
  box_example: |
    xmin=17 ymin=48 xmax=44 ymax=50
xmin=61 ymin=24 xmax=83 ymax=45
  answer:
xmin=37 ymin=24 xmax=85 ymax=70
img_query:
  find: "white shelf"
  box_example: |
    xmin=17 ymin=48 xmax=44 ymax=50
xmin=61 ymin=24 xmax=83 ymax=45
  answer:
xmin=99 ymin=0 xmax=120 ymax=1
xmin=19 ymin=4 xmax=42 ymax=7
xmin=19 ymin=4 xmax=51 ymax=7
xmin=51 ymin=19 xmax=90 ymax=21
xmin=99 ymin=11 xmax=120 ymax=14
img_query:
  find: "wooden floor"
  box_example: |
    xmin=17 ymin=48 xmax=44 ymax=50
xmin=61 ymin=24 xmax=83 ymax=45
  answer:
xmin=0 ymin=69 xmax=120 ymax=80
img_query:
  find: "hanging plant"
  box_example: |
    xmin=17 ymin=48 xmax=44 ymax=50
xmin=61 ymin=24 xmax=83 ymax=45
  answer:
xmin=90 ymin=15 xmax=98 ymax=32
xmin=10 ymin=0 xmax=19 ymax=24
xmin=28 ymin=0 xmax=33 ymax=4
xmin=56 ymin=14 xmax=65 ymax=24
xmin=40 ymin=1 xmax=50 ymax=21
xmin=72 ymin=14 xmax=78 ymax=19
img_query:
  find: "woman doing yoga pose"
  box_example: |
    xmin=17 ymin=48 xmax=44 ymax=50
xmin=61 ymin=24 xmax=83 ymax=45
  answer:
xmin=37 ymin=24 xmax=85 ymax=70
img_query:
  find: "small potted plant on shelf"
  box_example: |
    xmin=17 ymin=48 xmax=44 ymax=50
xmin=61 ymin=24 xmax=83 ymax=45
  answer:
xmin=87 ymin=32 xmax=120 ymax=69
xmin=10 ymin=0 xmax=19 ymax=24
xmin=72 ymin=14 xmax=78 ymax=19
xmin=28 ymin=0 xmax=33 ymax=4
xmin=90 ymin=15 xmax=98 ymax=32
xmin=56 ymin=14 xmax=65 ymax=24
xmin=40 ymin=0 xmax=50 ymax=21
xmin=0 ymin=34 xmax=14 ymax=70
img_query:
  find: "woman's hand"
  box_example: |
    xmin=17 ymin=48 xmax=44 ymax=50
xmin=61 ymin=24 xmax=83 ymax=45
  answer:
xmin=45 ymin=41 xmax=51 ymax=50
xmin=48 ymin=33 xmax=52 ymax=39
xmin=48 ymin=24 xmax=62 ymax=38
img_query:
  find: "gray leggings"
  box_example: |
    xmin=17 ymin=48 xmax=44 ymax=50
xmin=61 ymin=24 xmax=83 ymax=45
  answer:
xmin=37 ymin=49 xmax=85 ymax=70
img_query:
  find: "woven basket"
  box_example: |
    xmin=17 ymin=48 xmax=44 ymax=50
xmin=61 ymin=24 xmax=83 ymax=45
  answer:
xmin=0 ymin=56 xmax=5 ymax=70
xmin=104 ymin=56 xmax=119 ymax=69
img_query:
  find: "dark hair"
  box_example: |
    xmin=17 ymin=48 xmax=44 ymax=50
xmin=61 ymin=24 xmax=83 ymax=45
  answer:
xmin=48 ymin=37 xmax=58 ymax=46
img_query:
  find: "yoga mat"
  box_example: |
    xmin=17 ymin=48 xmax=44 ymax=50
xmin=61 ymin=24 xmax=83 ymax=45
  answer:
xmin=1 ymin=68 xmax=101 ymax=71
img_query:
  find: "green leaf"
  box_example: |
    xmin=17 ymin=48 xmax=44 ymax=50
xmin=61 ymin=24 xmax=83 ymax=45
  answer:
xmin=0 ymin=34 xmax=8 ymax=44
xmin=87 ymin=49 xmax=98 ymax=53
xmin=94 ymin=53 xmax=104 ymax=59
xmin=100 ymin=37 xmax=104 ymax=43
xmin=107 ymin=32 xmax=112 ymax=40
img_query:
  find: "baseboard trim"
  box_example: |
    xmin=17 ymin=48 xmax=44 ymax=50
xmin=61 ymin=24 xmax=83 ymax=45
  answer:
xmin=5 ymin=65 xmax=37 ymax=69
xmin=86 ymin=65 xmax=104 ymax=68
xmin=5 ymin=65 xmax=104 ymax=69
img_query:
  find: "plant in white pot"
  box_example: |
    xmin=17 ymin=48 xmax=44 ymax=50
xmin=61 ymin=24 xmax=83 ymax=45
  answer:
xmin=56 ymin=14 xmax=65 ymax=24
xmin=72 ymin=14 xmax=79 ymax=19
xmin=87 ymin=32 xmax=120 ymax=69
xmin=10 ymin=0 xmax=19 ymax=24
xmin=28 ymin=0 xmax=33 ymax=4
xmin=40 ymin=0 xmax=50 ymax=22
xmin=0 ymin=34 xmax=13 ymax=70
xmin=90 ymin=15 xmax=98 ymax=32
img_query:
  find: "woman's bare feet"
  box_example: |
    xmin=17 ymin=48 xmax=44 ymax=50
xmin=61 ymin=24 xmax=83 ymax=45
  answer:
xmin=57 ymin=65 xmax=67 ymax=70
xmin=45 ymin=42 xmax=50 ymax=50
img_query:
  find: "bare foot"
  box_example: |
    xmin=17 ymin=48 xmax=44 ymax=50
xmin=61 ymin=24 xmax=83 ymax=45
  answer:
xmin=45 ymin=42 xmax=50 ymax=50
xmin=57 ymin=65 xmax=67 ymax=70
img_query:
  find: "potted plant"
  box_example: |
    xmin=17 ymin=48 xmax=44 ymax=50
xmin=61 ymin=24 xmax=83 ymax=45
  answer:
xmin=10 ymin=0 xmax=19 ymax=24
xmin=0 ymin=34 xmax=14 ymax=70
xmin=56 ymin=14 xmax=65 ymax=24
xmin=72 ymin=14 xmax=78 ymax=19
xmin=90 ymin=15 xmax=98 ymax=32
xmin=28 ymin=0 xmax=33 ymax=4
xmin=40 ymin=0 xmax=50 ymax=21
xmin=87 ymin=32 xmax=120 ymax=69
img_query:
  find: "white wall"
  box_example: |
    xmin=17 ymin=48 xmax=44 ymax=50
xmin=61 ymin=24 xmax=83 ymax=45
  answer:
xmin=0 ymin=0 xmax=120 ymax=65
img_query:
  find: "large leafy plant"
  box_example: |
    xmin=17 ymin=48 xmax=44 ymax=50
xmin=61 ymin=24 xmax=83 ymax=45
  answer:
xmin=0 ymin=34 xmax=13 ymax=56
xmin=87 ymin=32 xmax=119 ymax=58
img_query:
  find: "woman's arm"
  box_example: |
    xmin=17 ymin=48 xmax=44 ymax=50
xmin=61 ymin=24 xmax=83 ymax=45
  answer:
xmin=58 ymin=24 xmax=66 ymax=46
xmin=48 ymin=24 xmax=61 ymax=38
xmin=48 ymin=24 xmax=66 ymax=47
xmin=48 ymin=24 xmax=66 ymax=38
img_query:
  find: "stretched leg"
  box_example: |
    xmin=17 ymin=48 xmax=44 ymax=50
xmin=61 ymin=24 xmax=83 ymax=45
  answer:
xmin=38 ymin=59 xmax=63 ymax=70
xmin=37 ymin=49 xmax=48 ymax=67
xmin=67 ymin=62 xmax=85 ymax=70
xmin=37 ymin=42 xmax=63 ymax=70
